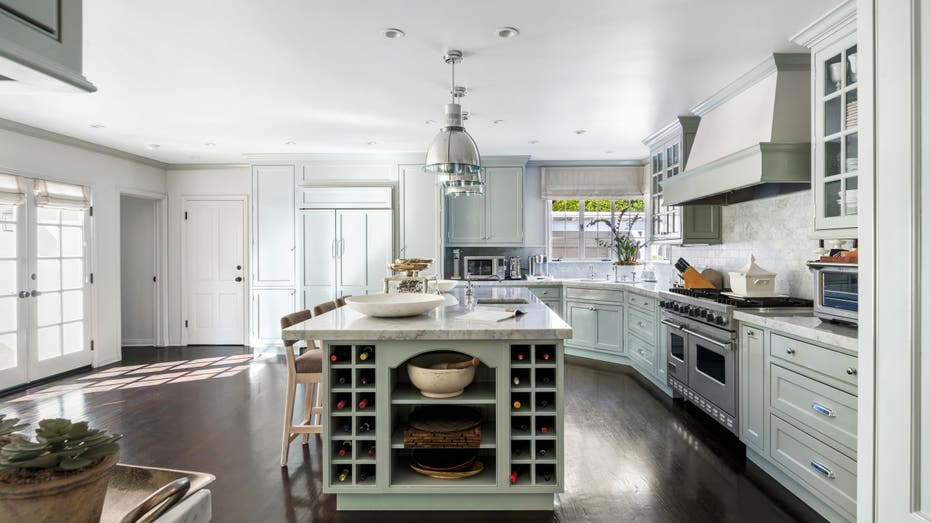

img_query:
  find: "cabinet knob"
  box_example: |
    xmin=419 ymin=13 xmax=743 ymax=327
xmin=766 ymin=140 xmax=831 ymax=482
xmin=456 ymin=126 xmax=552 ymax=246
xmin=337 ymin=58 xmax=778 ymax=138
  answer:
xmin=746 ymin=329 xmax=755 ymax=337
xmin=589 ymin=307 xmax=595 ymax=311
xmin=846 ymin=367 xmax=857 ymax=376
xmin=785 ymin=347 xmax=795 ymax=355
xmin=637 ymin=321 xmax=645 ymax=328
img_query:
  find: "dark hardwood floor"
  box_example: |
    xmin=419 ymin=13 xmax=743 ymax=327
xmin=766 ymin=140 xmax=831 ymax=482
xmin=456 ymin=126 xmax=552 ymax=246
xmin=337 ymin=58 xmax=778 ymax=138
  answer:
xmin=0 ymin=347 xmax=823 ymax=523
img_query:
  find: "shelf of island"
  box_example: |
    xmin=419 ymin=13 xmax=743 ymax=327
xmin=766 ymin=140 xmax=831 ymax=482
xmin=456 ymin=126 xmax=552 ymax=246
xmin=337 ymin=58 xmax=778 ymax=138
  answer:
xmin=281 ymin=286 xmax=572 ymax=511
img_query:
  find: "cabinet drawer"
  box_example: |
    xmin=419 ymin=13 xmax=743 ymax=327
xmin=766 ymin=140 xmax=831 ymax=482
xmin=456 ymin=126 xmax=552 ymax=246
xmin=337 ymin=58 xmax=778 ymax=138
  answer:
xmin=529 ymin=286 xmax=562 ymax=300
xmin=769 ymin=415 xmax=857 ymax=519
xmin=628 ymin=335 xmax=655 ymax=373
xmin=770 ymin=364 xmax=857 ymax=454
xmin=770 ymin=334 xmax=858 ymax=390
xmin=565 ymin=287 xmax=623 ymax=304
xmin=627 ymin=308 xmax=656 ymax=345
xmin=627 ymin=293 xmax=657 ymax=312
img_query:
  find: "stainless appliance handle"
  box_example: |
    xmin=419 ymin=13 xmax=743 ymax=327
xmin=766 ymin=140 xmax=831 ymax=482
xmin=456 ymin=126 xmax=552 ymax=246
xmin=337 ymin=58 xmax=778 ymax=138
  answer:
xmin=809 ymin=460 xmax=836 ymax=479
xmin=661 ymin=319 xmax=685 ymax=331
xmin=682 ymin=327 xmax=733 ymax=350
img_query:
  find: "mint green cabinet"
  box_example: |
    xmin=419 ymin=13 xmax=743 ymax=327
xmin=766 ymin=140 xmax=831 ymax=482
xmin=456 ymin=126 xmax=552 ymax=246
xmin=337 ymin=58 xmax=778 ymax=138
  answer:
xmin=565 ymin=302 xmax=596 ymax=348
xmin=739 ymin=324 xmax=767 ymax=454
xmin=446 ymin=166 xmax=524 ymax=245
xmin=565 ymin=301 xmax=623 ymax=355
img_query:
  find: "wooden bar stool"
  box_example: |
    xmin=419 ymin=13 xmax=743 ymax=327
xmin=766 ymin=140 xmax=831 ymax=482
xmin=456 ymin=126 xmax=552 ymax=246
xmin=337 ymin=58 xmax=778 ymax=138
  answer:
xmin=279 ymin=309 xmax=324 ymax=467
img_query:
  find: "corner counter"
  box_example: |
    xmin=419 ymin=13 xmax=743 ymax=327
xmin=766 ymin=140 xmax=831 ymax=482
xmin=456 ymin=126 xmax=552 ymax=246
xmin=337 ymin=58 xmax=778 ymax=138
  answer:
xmin=282 ymin=287 xmax=571 ymax=511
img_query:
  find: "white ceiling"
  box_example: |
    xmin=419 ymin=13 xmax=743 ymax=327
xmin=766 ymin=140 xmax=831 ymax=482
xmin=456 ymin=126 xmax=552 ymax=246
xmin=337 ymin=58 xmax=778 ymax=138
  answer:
xmin=0 ymin=0 xmax=837 ymax=164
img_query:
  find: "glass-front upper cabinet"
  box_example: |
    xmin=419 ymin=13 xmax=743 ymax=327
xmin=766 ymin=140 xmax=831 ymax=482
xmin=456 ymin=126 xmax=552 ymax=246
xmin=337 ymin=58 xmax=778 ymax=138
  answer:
xmin=794 ymin=0 xmax=858 ymax=239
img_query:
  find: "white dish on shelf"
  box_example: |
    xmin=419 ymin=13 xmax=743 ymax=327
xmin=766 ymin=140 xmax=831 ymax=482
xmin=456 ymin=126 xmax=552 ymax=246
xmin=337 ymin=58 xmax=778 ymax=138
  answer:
xmin=346 ymin=293 xmax=445 ymax=318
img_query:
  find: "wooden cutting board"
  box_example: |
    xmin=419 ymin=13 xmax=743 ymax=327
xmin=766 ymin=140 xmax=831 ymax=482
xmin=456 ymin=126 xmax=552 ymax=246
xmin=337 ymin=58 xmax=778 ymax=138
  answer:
xmin=408 ymin=405 xmax=481 ymax=433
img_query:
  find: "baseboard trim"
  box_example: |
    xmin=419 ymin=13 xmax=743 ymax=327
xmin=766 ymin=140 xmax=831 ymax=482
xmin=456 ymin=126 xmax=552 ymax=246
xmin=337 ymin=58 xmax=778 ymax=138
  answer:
xmin=0 ymin=365 xmax=93 ymax=398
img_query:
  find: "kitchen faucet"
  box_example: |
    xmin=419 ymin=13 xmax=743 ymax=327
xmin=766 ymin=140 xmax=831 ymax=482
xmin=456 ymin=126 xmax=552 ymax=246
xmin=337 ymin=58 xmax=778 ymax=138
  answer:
xmin=589 ymin=265 xmax=595 ymax=280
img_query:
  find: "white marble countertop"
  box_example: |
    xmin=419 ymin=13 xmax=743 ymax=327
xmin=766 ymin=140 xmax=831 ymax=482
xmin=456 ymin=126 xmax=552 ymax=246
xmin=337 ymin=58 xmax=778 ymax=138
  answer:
xmin=448 ymin=278 xmax=665 ymax=296
xmin=282 ymin=286 xmax=572 ymax=341
xmin=733 ymin=310 xmax=858 ymax=353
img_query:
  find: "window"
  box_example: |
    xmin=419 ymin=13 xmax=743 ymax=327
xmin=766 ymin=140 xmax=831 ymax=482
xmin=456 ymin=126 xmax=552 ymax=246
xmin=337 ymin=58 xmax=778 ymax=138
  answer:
xmin=549 ymin=199 xmax=646 ymax=260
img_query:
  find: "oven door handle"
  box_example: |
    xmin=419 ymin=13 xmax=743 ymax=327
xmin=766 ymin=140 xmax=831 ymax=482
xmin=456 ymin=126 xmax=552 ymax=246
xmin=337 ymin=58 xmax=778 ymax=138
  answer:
xmin=681 ymin=327 xmax=733 ymax=350
xmin=661 ymin=319 xmax=685 ymax=331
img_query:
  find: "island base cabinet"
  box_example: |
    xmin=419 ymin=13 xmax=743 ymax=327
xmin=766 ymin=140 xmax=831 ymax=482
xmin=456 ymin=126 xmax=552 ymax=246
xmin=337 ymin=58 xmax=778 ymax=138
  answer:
xmin=319 ymin=339 xmax=565 ymax=510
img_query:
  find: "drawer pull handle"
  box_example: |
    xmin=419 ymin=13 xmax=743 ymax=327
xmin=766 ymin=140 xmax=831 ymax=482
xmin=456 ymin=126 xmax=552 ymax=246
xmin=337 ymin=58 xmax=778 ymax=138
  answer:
xmin=785 ymin=347 xmax=796 ymax=355
xmin=811 ymin=403 xmax=836 ymax=418
xmin=846 ymin=367 xmax=857 ymax=376
xmin=809 ymin=460 xmax=836 ymax=479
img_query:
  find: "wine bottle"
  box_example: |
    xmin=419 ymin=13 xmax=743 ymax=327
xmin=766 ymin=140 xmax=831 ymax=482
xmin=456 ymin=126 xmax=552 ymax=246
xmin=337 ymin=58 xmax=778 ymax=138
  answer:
xmin=540 ymin=426 xmax=550 ymax=434
xmin=357 ymin=397 xmax=369 ymax=409
xmin=516 ymin=352 xmax=526 ymax=361
xmin=542 ymin=473 xmax=552 ymax=482
xmin=337 ymin=468 xmax=351 ymax=482
xmin=541 ymin=351 xmax=552 ymax=361
xmin=338 ymin=441 xmax=352 ymax=457
xmin=512 ymin=376 xmax=521 ymax=386
xmin=509 ymin=470 xmax=519 ymax=484
xmin=360 ymin=373 xmax=373 ymax=385
xmin=336 ymin=399 xmax=348 ymax=410
xmin=358 ymin=421 xmax=373 ymax=433
xmin=367 ymin=445 xmax=376 ymax=458
xmin=514 ymin=446 xmax=522 ymax=456
xmin=514 ymin=421 xmax=529 ymax=432
xmin=337 ymin=375 xmax=348 ymax=385
xmin=330 ymin=353 xmax=339 ymax=362
xmin=512 ymin=400 xmax=522 ymax=410
xmin=358 ymin=347 xmax=374 ymax=361
xmin=342 ymin=423 xmax=352 ymax=433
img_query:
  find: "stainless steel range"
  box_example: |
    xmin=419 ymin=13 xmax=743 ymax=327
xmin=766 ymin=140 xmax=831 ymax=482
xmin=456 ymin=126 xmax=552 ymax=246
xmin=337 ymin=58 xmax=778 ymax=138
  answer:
xmin=659 ymin=287 xmax=812 ymax=435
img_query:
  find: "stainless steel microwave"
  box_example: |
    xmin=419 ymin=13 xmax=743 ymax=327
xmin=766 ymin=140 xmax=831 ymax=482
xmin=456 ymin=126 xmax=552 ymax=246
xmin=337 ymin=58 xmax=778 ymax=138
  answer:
xmin=463 ymin=256 xmax=505 ymax=280
xmin=807 ymin=261 xmax=858 ymax=325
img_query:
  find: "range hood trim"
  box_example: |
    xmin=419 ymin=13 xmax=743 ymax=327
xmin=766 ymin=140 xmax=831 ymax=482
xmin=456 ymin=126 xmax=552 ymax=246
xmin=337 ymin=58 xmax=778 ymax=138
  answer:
xmin=661 ymin=142 xmax=810 ymax=206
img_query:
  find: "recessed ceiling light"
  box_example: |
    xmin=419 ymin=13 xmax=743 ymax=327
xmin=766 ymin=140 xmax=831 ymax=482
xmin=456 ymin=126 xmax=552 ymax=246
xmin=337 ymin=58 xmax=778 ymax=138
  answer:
xmin=189 ymin=155 xmax=202 ymax=160
xmin=528 ymin=140 xmax=539 ymax=144
xmin=383 ymin=28 xmax=405 ymax=39
xmin=496 ymin=27 xmax=520 ymax=38
xmin=605 ymin=150 xmax=615 ymax=154
xmin=367 ymin=141 xmax=377 ymax=146
xmin=146 ymin=144 xmax=160 ymax=150
xmin=425 ymin=119 xmax=436 ymax=125
xmin=493 ymin=120 xmax=504 ymax=124
xmin=573 ymin=129 xmax=587 ymax=135
xmin=89 ymin=124 xmax=105 ymax=129
xmin=284 ymin=141 xmax=297 ymax=145
xmin=204 ymin=142 xmax=216 ymax=147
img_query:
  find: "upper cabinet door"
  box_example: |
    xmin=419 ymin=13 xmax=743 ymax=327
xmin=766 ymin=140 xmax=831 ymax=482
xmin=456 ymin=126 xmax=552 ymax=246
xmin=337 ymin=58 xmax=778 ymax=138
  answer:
xmin=399 ymin=165 xmax=440 ymax=264
xmin=485 ymin=167 xmax=524 ymax=244
xmin=252 ymin=165 xmax=295 ymax=287
xmin=447 ymin=190 xmax=486 ymax=244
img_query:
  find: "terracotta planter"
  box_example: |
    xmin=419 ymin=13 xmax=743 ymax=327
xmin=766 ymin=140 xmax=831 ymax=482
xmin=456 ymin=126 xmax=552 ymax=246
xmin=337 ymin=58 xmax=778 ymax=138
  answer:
xmin=0 ymin=453 xmax=118 ymax=523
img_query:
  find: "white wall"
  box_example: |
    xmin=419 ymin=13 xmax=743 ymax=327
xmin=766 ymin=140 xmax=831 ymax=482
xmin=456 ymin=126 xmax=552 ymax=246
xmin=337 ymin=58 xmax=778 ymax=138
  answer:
xmin=0 ymin=128 xmax=167 ymax=367
xmin=166 ymin=167 xmax=251 ymax=344
xmin=120 ymin=195 xmax=156 ymax=345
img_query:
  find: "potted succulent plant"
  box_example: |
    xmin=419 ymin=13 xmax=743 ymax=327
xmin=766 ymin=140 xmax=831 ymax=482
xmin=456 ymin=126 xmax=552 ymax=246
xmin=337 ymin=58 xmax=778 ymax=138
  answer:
xmin=0 ymin=415 xmax=122 ymax=523
xmin=589 ymin=208 xmax=643 ymax=265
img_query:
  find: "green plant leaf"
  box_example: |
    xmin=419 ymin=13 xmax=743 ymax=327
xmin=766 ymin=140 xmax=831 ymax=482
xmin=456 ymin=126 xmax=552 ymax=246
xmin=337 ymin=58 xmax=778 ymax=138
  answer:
xmin=58 ymin=457 xmax=93 ymax=471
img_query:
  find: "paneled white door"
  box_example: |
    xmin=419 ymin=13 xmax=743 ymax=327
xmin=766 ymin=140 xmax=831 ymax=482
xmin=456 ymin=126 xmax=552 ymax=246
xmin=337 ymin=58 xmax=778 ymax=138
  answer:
xmin=0 ymin=201 xmax=28 ymax=389
xmin=184 ymin=199 xmax=245 ymax=345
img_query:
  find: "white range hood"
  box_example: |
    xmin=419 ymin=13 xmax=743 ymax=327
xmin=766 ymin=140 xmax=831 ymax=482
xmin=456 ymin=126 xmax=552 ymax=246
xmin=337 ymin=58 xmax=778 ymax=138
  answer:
xmin=663 ymin=54 xmax=811 ymax=206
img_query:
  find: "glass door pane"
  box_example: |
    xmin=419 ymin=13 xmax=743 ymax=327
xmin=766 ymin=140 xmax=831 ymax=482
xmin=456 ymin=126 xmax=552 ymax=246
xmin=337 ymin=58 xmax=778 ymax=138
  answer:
xmin=0 ymin=204 xmax=23 ymax=382
xmin=34 ymin=208 xmax=86 ymax=361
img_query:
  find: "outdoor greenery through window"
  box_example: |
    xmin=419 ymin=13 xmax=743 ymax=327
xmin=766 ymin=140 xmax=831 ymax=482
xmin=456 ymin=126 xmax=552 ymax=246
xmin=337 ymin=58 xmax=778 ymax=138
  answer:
xmin=550 ymin=199 xmax=646 ymax=260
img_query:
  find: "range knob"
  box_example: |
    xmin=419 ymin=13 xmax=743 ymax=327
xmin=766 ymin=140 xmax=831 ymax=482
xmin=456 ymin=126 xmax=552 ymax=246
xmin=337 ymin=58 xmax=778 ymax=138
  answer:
xmin=715 ymin=316 xmax=725 ymax=325
xmin=673 ymin=304 xmax=680 ymax=312
xmin=659 ymin=301 xmax=666 ymax=309
xmin=700 ymin=309 xmax=709 ymax=318
xmin=689 ymin=308 xmax=699 ymax=317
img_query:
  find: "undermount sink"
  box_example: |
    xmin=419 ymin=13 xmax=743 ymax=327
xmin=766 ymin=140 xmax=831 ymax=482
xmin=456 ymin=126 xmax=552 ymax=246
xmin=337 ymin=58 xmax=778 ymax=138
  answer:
xmin=475 ymin=298 xmax=529 ymax=305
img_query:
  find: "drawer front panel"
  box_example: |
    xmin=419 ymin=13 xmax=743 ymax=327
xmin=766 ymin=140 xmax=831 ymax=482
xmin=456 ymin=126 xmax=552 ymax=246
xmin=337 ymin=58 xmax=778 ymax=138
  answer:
xmin=627 ymin=308 xmax=656 ymax=345
xmin=770 ymin=365 xmax=857 ymax=454
xmin=530 ymin=286 xmax=562 ymax=300
xmin=565 ymin=287 xmax=623 ymax=304
xmin=628 ymin=334 xmax=655 ymax=373
xmin=770 ymin=334 xmax=858 ymax=389
xmin=769 ymin=415 xmax=857 ymax=519
xmin=627 ymin=293 xmax=657 ymax=313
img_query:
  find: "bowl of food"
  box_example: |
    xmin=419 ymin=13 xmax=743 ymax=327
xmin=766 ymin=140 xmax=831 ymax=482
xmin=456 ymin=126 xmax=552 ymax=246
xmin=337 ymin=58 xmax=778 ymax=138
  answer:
xmin=407 ymin=352 xmax=479 ymax=398
xmin=346 ymin=294 xmax=446 ymax=318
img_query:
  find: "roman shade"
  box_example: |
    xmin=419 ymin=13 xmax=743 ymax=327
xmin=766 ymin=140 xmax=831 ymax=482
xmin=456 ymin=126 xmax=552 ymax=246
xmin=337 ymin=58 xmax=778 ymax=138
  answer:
xmin=34 ymin=180 xmax=91 ymax=210
xmin=0 ymin=174 xmax=25 ymax=205
xmin=540 ymin=166 xmax=645 ymax=199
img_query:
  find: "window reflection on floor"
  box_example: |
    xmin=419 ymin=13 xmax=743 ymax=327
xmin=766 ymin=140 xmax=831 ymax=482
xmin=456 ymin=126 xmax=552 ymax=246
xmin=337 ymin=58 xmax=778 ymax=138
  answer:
xmin=5 ymin=354 xmax=257 ymax=403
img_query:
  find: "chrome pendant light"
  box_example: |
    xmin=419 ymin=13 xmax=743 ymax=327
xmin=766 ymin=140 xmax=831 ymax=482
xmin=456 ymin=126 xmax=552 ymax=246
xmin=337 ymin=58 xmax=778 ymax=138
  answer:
xmin=424 ymin=50 xmax=483 ymax=195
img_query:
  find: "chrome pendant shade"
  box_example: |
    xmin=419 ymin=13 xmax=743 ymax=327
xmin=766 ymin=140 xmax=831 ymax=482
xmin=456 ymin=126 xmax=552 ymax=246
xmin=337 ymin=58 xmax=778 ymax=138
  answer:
xmin=424 ymin=50 xmax=483 ymax=193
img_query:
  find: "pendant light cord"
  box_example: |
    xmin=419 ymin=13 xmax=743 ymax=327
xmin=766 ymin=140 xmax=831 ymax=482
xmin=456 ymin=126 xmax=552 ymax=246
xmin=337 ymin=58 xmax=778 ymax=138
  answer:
xmin=450 ymin=60 xmax=456 ymax=104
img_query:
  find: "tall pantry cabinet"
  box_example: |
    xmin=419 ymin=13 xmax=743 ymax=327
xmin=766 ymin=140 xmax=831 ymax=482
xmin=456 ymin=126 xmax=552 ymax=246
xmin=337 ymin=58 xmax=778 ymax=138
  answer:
xmin=250 ymin=165 xmax=298 ymax=348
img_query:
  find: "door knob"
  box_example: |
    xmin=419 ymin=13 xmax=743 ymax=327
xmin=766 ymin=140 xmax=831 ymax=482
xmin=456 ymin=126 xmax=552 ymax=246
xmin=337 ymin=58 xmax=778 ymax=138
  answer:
xmin=236 ymin=265 xmax=242 ymax=270
xmin=30 ymin=290 xmax=40 ymax=297
xmin=235 ymin=277 xmax=243 ymax=282
xmin=18 ymin=290 xmax=29 ymax=299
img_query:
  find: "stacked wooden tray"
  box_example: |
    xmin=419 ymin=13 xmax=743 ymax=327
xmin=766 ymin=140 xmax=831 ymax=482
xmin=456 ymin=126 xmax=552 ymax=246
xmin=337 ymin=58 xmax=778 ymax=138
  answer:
xmin=403 ymin=405 xmax=482 ymax=449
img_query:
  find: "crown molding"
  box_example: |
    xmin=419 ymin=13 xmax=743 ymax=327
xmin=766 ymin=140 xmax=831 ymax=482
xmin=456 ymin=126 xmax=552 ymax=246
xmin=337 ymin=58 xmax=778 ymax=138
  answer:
xmin=0 ymin=117 xmax=167 ymax=169
xmin=166 ymin=163 xmax=250 ymax=171
xmin=791 ymin=0 xmax=857 ymax=49
xmin=242 ymin=152 xmax=426 ymax=164
xmin=689 ymin=53 xmax=810 ymax=117
xmin=642 ymin=116 xmax=701 ymax=149
xmin=526 ymin=159 xmax=645 ymax=168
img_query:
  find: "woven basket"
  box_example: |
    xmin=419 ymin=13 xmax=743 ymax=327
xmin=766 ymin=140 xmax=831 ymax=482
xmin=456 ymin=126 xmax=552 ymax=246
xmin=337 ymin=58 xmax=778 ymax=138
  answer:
xmin=403 ymin=425 xmax=481 ymax=449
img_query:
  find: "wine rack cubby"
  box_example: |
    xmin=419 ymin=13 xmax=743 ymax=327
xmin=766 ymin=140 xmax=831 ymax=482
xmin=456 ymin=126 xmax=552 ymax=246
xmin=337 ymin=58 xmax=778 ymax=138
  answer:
xmin=508 ymin=343 xmax=560 ymax=487
xmin=326 ymin=344 xmax=378 ymax=488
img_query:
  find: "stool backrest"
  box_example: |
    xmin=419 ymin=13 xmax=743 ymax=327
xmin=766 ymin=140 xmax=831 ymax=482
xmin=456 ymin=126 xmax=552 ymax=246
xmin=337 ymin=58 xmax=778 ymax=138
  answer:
xmin=312 ymin=300 xmax=338 ymax=317
xmin=336 ymin=295 xmax=352 ymax=307
xmin=280 ymin=309 xmax=311 ymax=369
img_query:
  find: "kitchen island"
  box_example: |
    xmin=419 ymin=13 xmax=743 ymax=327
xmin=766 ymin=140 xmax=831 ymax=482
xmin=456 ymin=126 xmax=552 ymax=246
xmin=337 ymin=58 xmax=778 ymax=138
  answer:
xmin=282 ymin=286 xmax=572 ymax=511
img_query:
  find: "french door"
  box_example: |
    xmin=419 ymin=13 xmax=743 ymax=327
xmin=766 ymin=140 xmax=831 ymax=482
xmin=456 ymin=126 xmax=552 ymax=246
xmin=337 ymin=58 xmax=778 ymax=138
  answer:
xmin=0 ymin=176 xmax=92 ymax=390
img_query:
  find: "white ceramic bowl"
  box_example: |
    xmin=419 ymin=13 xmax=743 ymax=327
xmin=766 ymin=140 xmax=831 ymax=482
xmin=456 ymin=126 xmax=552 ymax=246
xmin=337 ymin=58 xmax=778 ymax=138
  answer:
xmin=346 ymin=293 xmax=445 ymax=318
xmin=432 ymin=280 xmax=459 ymax=293
xmin=407 ymin=353 xmax=477 ymax=398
